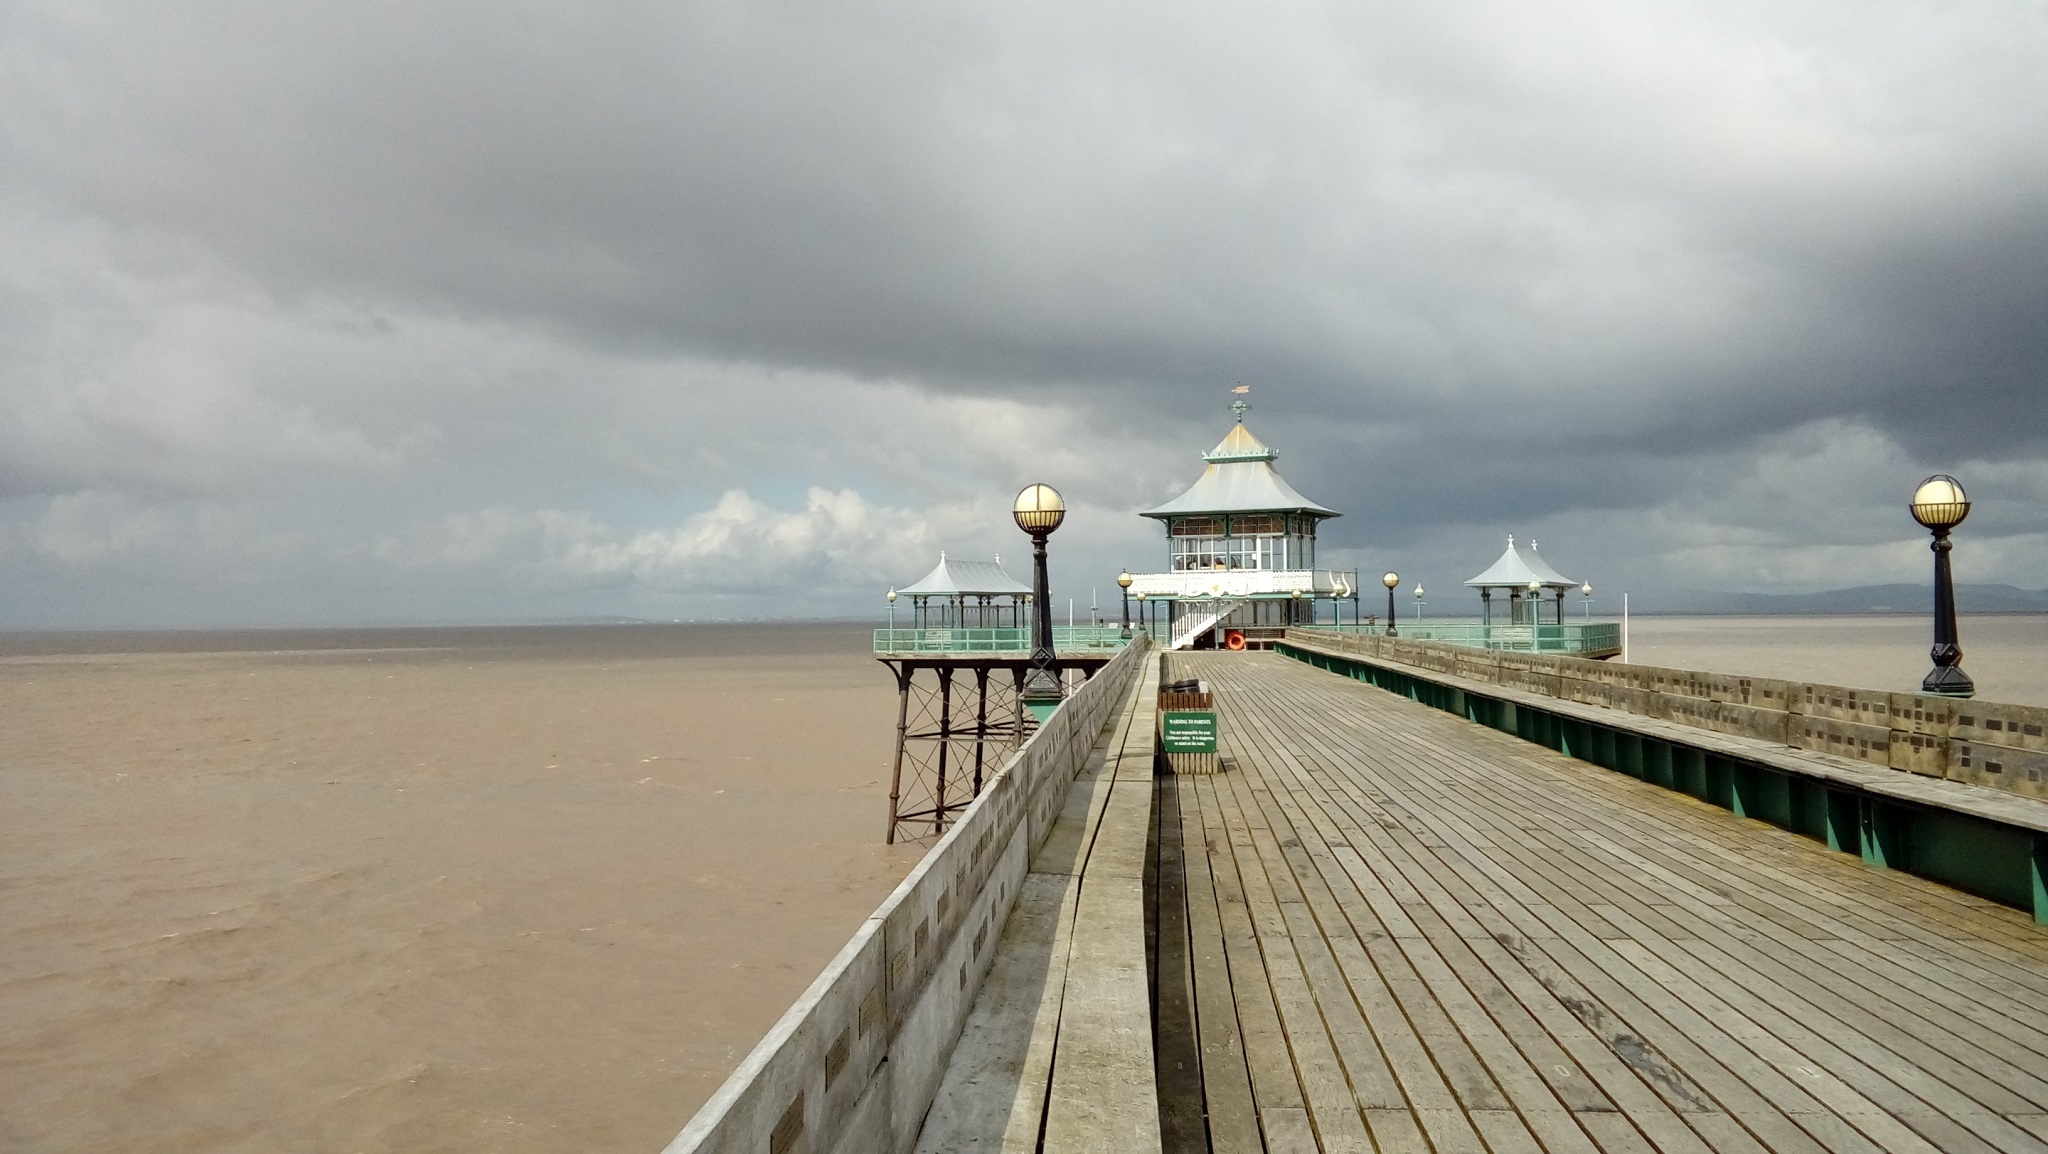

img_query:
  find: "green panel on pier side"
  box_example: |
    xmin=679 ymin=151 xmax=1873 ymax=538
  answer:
xmin=1615 ymin=732 xmax=1644 ymax=779
xmin=1704 ymin=755 xmax=1736 ymax=810
xmin=1907 ymin=808 xmax=2033 ymax=910
xmin=1752 ymin=770 xmax=1794 ymax=827
xmin=1859 ymin=798 xmax=1907 ymax=869
xmin=2034 ymin=840 xmax=2048 ymax=925
xmin=1823 ymin=787 xmax=1859 ymax=854
xmin=1641 ymin=740 xmax=1673 ymax=790
xmin=1674 ymin=748 xmax=1710 ymax=803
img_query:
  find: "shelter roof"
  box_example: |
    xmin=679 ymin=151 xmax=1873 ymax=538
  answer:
xmin=1142 ymin=421 xmax=1339 ymax=519
xmin=1464 ymin=535 xmax=1578 ymax=588
xmin=897 ymin=553 xmax=1031 ymax=596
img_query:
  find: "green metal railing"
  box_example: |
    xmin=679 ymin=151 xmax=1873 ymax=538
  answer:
xmin=1296 ymin=620 xmax=1622 ymax=656
xmin=874 ymin=626 xmax=1135 ymax=655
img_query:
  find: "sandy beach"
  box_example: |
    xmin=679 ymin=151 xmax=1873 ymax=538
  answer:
xmin=0 ymin=624 xmax=919 ymax=1153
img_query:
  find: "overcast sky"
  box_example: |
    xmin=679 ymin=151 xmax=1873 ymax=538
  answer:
xmin=3 ymin=2 xmax=2045 ymax=627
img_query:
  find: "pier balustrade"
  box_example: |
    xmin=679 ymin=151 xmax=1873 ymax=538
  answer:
xmin=665 ymin=637 xmax=1150 ymax=1154
xmin=1297 ymin=619 xmax=1622 ymax=657
xmin=873 ymin=625 xmax=1132 ymax=655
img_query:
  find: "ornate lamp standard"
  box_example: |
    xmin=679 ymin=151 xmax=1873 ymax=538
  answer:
xmin=887 ymin=587 xmax=898 ymax=636
xmin=1117 ymin=570 xmax=1134 ymax=639
xmin=1911 ymin=475 xmax=1975 ymax=698
xmin=1527 ymin=578 xmax=1543 ymax=647
xmin=1581 ymin=582 xmax=1593 ymax=620
xmin=1135 ymin=591 xmax=1147 ymax=638
xmin=1382 ymin=571 xmax=1400 ymax=637
xmin=1014 ymin=483 xmax=1068 ymax=718
xmin=1413 ymin=583 xmax=1426 ymax=622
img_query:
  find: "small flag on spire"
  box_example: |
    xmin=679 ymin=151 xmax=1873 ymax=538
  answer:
xmin=1232 ymin=384 xmax=1250 ymax=394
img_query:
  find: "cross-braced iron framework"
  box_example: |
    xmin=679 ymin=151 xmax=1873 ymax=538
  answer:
xmin=879 ymin=657 xmax=1109 ymax=843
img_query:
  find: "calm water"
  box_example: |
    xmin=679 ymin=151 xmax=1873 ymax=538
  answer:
xmin=0 ymin=623 xmax=915 ymax=1153
xmin=1619 ymin=614 xmax=2048 ymax=707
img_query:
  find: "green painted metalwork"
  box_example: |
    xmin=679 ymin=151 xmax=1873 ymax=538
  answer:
xmin=1296 ymin=620 xmax=1621 ymax=657
xmin=1273 ymin=639 xmax=2048 ymax=924
xmin=874 ymin=626 xmax=1132 ymax=655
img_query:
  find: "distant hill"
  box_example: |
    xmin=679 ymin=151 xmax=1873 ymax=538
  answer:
xmin=1646 ymin=583 xmax=2048 ymax=615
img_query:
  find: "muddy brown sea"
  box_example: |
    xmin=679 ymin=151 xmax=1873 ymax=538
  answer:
xmin=0 ymin=624 xmax=920 ymax=1153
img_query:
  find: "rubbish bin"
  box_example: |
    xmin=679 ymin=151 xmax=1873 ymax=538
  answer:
xmin=1158 ymin=678 xmax=1218 ymax=774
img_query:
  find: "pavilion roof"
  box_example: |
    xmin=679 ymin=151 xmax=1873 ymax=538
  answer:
xmin=1464 ymin=535 xmax=1578 ymax=588
xmin=1141 ymin=421 xmax=1339 ymax=520
xmin=897 ymin=553 xmax=1032 ymax=597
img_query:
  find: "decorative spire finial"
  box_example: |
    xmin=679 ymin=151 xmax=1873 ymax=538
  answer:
xmin=1507 ymin=533 xmax=1514 ymax=547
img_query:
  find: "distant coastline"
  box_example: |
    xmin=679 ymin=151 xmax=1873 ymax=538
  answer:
xmin=1633 ymin=583 xmax=2048 ymax=616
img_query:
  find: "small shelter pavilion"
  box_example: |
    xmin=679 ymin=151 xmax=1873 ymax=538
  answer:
xmin=1465 ymin=535 xmax=1579 ymax=625
xmin=896 ymin=553 xmax=1031 ymax=629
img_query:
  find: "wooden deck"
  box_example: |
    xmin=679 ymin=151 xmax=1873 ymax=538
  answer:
xmin=1155 ymin=652 xmax=2048 ymax=1153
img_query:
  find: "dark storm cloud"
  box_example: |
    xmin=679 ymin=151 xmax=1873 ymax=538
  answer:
xmin=2 ymin=0 xmax=2045 ymax=624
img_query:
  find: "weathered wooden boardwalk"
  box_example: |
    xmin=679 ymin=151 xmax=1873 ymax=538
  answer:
xmin=1155 ymin=651 xmax=2048 ymax=1153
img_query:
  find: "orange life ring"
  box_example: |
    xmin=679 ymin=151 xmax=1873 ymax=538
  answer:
xmin=1224 ymin=630 xmax=1247 ymax=651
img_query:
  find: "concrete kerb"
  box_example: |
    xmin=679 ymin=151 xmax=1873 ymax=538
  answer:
xmin=667 ymin=638 xmax=1150 ymax=1154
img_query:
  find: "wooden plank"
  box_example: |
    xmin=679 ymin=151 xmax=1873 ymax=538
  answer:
xmin=1044 ymin=658 xmax=1163 ymax=1153
xmin=1204 ymin=660 xmax=1875 ymax=1154
xmin=1188 ymin=774 xmax=1306 ymax=1116
xmin=1152 ymin=775 xmax=1208 ymax=1152
xmin=1253 ymin=676 xmax=1892 ymax=1154
xmin=1201 ymin=765 xmax=1375 ymax=1152
xmin=1173 ymin=772 xmax=1263 ymax=1152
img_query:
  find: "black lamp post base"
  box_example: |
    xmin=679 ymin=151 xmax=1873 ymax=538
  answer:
xmin=1922 ymin=663 xmax=1975 ymax=698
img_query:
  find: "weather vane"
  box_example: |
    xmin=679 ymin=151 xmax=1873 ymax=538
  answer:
xmin=1231 ymin=383 xmax=1250 ymax=421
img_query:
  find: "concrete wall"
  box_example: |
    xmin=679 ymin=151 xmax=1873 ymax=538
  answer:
xmin=1288 ymin=628 xmax=2048 ymax=800
xmin=664 ymin=638 xmax=1150 ymax=1154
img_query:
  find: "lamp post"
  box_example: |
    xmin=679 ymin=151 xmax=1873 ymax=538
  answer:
xmin=1382 ymin=571 xmax=1400 ymax=637
xmin=1135 ymin=591 xmax=1147 ymax=639
xmin=1413 ymin=583 xmax=1425 ymax=622
xmin=1117 ymin=570 xmax=1134 ymax=639
xmin=1581 ymin=582 xmax=1593 ymax=620
xmin=887 ymin=587 xmax=897 ymax=637
xmin=1014 ymin=483 xmax=1067 ymax=718
xmin=1291 ymin=587 xmax=1303 ymax=627
xmin=1527 ymin=578 xmax=1543 ymax=649
xmin=1911 ymin=475 xmax=1975 ymax=698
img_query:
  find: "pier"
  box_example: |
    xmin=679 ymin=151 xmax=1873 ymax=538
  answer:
xmin=1150 ymin=649 xmax=2048 ymax=1152
xmin=671 ymin=629 xmax=2048 ymax=1153
xmin=671 ymin=416 xmax=2048 ymax=1152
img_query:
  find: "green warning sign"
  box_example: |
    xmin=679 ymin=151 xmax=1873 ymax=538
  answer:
xmin=1161 ymin=710 xmax=1218 ymax=754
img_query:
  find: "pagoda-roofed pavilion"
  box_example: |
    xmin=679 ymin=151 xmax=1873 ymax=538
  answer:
xmin=895 ymin=552 xmax=1031 ymax=629
xmin=1127 ymin=410 xmax=1359 ymax=650
xmin=1466 ymin=534 xmax=1579 ymax=625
